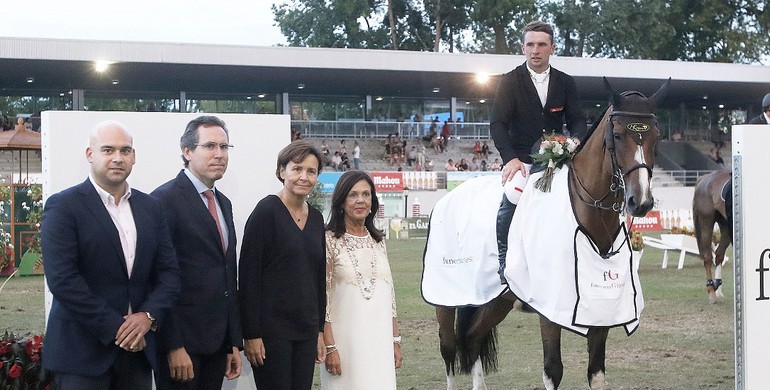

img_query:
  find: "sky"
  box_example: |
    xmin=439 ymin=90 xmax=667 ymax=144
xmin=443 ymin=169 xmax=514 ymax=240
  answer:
xmin=0 ymin=0 xmax=287 ymax=46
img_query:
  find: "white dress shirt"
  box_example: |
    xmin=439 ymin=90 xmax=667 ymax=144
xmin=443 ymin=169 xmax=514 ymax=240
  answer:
xmin=90 ymin=176 xmax=137 ymax=278
xmin=528 ymin=64 xmax=551 ymax=108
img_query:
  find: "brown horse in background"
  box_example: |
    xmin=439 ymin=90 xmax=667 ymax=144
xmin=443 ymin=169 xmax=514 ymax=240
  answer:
xmin=692 ymin=170 xmax=732 ymax=304
xmin=429 ymin=78 xmax=670 ymax=390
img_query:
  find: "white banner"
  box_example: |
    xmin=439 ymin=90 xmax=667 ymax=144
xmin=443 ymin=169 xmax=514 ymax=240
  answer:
xmin=733 ymin=124 xmax=770 ymax=389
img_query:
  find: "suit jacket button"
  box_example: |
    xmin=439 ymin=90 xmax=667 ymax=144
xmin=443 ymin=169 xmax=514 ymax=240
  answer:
xmin=224 ymin=291 xmax=229 ymax=297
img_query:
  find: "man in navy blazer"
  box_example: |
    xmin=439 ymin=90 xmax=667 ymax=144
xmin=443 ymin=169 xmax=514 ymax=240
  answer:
xmin=152 ymin=116 xmax=243 ymax=390
xmin=42 ymin=120 xmax=180 ymax=390
xmin=490 ymin=21 xmax=587 ymax=280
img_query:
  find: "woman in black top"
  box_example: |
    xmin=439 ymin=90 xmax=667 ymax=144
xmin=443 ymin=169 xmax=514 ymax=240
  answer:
xmin=239 ymin=140 xmax=326 ymax=390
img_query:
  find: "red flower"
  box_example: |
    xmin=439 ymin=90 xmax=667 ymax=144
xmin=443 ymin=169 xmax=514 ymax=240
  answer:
xmin=8 ymin=362 xmax=22 ymax=378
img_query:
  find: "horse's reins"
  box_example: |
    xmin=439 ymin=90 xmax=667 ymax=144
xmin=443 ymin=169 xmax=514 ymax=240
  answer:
xmin=570 ymin=102 xmax=657 ymax=258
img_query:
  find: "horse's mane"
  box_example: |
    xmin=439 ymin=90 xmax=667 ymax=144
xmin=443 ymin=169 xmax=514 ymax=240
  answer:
xmin=574 ymin=106 xmax=609 ymax=155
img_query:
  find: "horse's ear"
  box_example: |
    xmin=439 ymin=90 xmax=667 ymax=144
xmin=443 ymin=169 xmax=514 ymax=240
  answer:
xmin=649 ymin=78 xmax=672 ymax=108
xmin=603 ymin=77 xmax=622 ymax=106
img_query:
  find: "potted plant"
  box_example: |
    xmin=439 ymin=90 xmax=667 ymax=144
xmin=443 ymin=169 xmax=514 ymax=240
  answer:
xmin=630 ymin=230 xmax=644 ymax=261
xmin=0 ymin=332 xmax=51 ymax=389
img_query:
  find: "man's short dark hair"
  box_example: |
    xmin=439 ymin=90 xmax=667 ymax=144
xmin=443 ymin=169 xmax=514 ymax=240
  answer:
xmin=523 ymin=21 xmax=554 ymax=44
xmin=180 ymin=115 xmax=229 ymax=167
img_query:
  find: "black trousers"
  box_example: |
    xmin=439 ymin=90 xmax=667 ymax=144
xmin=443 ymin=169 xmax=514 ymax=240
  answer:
xmin=155 ymin=347 xmax=229 ymax=390
xmin=53 ymin=349 xmax=151 ymax=390
xmin=253 ymin=337 xmax=317 ymax=390
xmin=496 ymin=194 xmax=517 ymax=283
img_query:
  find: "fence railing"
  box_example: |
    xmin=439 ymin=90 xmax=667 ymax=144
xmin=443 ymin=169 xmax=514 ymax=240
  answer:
xmin=658 ymin=170 xmax=717 ymax=187
xmin=292 ymin=120 xmax=491 ymax=140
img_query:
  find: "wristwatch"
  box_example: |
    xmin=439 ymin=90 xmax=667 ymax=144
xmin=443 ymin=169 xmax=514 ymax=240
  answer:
xmin=393 ymin=336 xmax=402 ymax=345
xmin=145 ymin=311 xmax=157 ymax=332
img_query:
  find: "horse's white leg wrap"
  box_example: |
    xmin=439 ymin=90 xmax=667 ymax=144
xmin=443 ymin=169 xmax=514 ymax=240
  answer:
xmin=543 ymin=370 xmax=557 ymax=390
xmin=471 ymin=359 xmax=487 ymax=390
xmin=446 ymin=373 xmax=456 ymax=390
xmin=589 ymin=371 xmax=606 ymax=389
xmin=715 ymin=264 xmax=725 ymax=302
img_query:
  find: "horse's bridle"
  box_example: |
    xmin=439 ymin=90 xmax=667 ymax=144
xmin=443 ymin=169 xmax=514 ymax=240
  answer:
xmin=571 ymin=104 xmax=657 ymax=214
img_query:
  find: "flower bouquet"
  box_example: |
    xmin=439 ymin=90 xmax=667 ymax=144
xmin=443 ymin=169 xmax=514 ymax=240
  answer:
xmin=530 ymin=133 xmax=578 ymax=192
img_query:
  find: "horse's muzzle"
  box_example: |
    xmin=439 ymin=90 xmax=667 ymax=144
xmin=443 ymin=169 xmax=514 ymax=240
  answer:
xmin=625 ymin=192 xmax=654 ymax=217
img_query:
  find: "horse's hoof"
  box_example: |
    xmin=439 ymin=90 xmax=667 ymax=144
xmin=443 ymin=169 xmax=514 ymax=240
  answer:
xmin=589 ymin=371 xmax=606 ymax=389
xmin=715 ymin=288 xmax=725 ymax=303
xmin=708 ymin=293 xmax=718 ymax=305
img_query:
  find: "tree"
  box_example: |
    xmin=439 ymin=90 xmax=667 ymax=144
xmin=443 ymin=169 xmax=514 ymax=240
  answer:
xmin=467 ymin=0 xmax=535 ymax=54
xmin=273 ymin=0 xmax=390 ymax=49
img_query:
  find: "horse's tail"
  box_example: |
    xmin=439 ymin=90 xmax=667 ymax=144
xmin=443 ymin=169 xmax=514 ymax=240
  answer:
xmin=456 ymin=306 xmax=499 ymax=375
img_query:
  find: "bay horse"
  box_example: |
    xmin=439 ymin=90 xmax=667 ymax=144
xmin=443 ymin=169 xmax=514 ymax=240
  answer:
xmin=430 ymin=78 xmax=670 ymax=390
xmin=692 ymin=170 xmax=732 ymax=304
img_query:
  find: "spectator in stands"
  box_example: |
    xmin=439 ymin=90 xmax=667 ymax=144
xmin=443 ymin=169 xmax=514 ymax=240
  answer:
xmin=472 ymin=141 xmax=482 ymax=159
xmin=490 ymin=158 xmax=502 ymax=171
xmin=457 ymin=158 xmax=469 ymax=171
xmin=331 ymin=151 xmax=343 ymax=171
xmin=424 ymin=159 xmax=435 ymax=171
xmin=341 ymin=153 xmax=351 ymax=171
xmin=440 ymin=121 xmax=451 ymax=151
xmin=445 ymin=159 xmax=457 ymax=172
xmin=353 ymin=141 xmax=361 ymax=170
xmin=748 ymin=93 xmax=770 ymax=125
xmin=320 ymin=140 xmax=331 ymax=165
xmin=481 ymin=141 xmax=490 ymax=159
xmin=480 ymin=160 xmax=489 ymax=171
xmin=430 ymin=117 xmax=439 ymax=136
xmin=416 ymin=146 xmax=426 ymax=171
xmin=468 ymin=158 xmax=479 ymax=171
xmin=389 ymin=142 xmax=403 ymax=166
xmin=406 ymin=146 xmax=417 ymax=167
xmin=671 ymin=132 xmax=682 ymax=141
xmin=413 ymin=112 xmax=423 ymax=138
xmin=385 ymin=135 xmax=393 ymax=156
xmin=429 ymin=133 xmax=441 ymax=153
xmin=339 ymin=140 xmax=347 ymax=155
xmin=1 ymin=114 xmax=11 ymax=131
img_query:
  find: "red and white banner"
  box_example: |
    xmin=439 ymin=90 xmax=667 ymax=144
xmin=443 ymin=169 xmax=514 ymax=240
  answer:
xmin=371 ymin=172 xmax=404 ymax=192
xmin=627 ymin=210 xmax=664 ymax=231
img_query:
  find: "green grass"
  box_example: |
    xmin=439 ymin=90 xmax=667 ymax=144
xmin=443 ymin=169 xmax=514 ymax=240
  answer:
xmin=1 ymin=239 xmax=734 ymax=389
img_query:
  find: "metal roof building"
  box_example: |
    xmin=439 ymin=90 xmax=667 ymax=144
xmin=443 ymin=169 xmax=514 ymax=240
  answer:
xmin=1 ymin=36 xmax=769 ymax=122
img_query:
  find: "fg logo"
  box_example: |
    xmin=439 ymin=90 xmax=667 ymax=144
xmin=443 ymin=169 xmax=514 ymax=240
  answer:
xmin=603 ymin=269 xmax=619 ymax=282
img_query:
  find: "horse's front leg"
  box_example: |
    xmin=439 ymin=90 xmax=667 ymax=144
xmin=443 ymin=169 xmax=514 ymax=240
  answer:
xmin=436 ymin=306 xmax=457 ymax=390
xmin=712 ymin=224 xmax=732 ymax=303
xmin=539 ymin=315 xmax=563 ymax=390
xmin=586 ymin=327 xmax=610 ymax=389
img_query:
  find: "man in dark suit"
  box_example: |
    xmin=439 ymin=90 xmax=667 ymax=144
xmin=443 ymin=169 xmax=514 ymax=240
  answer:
xmin=748 ymin=93 xmax=770 ymax=124
xmin=152 ymin=115 xmax=243 ymax=390
xmin=42 ymin=120 xmax=180 ymax=390
xmin=490 ymin=20 xmax=587 ymax=280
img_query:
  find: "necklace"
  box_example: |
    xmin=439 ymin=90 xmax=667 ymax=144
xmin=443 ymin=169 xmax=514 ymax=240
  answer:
xmin=343 ymin=233 xmax=377 ymax=300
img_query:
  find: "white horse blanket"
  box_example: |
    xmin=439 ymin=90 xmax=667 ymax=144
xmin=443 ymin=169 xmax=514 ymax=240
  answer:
xmin=421 ymin=166 xmax=644 ymax=335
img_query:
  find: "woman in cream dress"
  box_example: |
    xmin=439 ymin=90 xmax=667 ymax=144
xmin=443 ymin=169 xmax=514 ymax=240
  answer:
xmin=321 ymin=171 xmax=402 ymax=389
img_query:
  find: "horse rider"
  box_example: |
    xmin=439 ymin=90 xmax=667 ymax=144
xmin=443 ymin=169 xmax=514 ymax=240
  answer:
xmin=748 ymin=92 xmax=770 ymax=125
xmin=490 ymin=20 xmax=587 ymax=283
